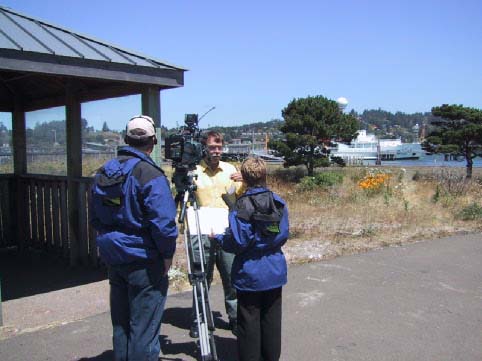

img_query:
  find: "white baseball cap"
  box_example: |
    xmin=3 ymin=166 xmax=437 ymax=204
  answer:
xmin=126 ymin=115 xmax=156 ymax=140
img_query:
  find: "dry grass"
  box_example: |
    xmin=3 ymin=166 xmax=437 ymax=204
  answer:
xmin=3 ymin=159 xmax=481 ymax=292
xmin=269 ymin=166 xmax=482 ymax=265
xmin=169 ymin=165 xmax=482 ymax=292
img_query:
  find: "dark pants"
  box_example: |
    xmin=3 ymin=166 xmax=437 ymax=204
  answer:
xmin=237 ymin=287 xmax=282 ymax=361
xmin=108 ymin=261 xmax=168 ymax=361
xmin=191 ymin=235 xmax=237 ymax=322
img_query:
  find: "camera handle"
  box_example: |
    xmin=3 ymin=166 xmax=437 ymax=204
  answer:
xmin=178 ymin=172 xmax=219 ymax=361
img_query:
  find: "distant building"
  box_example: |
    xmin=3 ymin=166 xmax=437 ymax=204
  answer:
xmin=224 ymin=141 xmax=266 ymax=154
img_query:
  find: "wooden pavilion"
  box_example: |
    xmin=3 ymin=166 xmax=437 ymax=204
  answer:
xmin=0 ymin=6 xmax=186 ymax=266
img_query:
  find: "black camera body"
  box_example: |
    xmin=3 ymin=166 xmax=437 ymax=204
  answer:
xmin=165 ymin=114 xmax=204 ymax=171
xmin=165 ymin=114 xmax=205 ymax=194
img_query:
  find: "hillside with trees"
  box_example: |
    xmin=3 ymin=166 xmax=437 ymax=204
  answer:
xmin=0 ymin=108 xmax=439 ymax=151
xmin=199 ymin=109 xmax=438 ymax=143
xmin=352 ymin=109 xmax=438 ymax=142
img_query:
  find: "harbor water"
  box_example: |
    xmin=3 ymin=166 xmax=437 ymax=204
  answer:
xmin=363 ymin=154 xmax=482 ymax=168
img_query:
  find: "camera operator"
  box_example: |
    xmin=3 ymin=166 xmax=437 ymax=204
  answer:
xmin=189 ymin=130 xmax=244 ymax=338
xmin=90 ymin=115 xmax=178 ymax=361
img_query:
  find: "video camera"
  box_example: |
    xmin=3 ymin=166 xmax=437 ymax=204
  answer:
xmin=165 ymin=114 xmax=205 ymax=195
xmin=165 ymin=114 xmax=204 ymax=171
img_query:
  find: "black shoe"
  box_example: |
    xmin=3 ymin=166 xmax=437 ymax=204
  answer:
xmin=189 ymin=324 xmax=199 ymax=338
xmin=229 ymin=318 xmax=238 ymax=336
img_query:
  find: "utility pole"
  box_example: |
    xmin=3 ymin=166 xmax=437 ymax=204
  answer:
xmin=375 ymin=138 xmax=382 ymax=165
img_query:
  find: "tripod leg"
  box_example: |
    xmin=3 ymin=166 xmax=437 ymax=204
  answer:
xmin=182 ymin=195 xmax=219 ymax=361
xmin=193 ymin=279 xmax=219 ymax=361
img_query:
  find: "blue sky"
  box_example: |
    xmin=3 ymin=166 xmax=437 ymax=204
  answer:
xmin=1 ymin=0 xmax=481 ymax=130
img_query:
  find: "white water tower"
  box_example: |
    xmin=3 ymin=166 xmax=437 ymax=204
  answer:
xmin=336 ymin=97 xmax=349 ymax=112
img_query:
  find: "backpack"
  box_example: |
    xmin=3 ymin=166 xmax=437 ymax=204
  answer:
xmin=91 ymin=156 xmax=141 ymax=226
xmin=234 ymin=191 xmax=284 ymax=235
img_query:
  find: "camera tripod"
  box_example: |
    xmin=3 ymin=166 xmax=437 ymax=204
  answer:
xmin=177 ymin=171 xmax=219 ymax=361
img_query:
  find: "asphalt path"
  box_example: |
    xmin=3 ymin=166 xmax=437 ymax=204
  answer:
xmin=0 ymin=233 xmax=481 ymax=361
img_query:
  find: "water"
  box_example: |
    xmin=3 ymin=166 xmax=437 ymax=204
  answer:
xmin=363 ymin=154 xmax=482 ymax=168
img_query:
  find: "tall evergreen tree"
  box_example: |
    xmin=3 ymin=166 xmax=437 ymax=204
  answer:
xmin=270 ymin=95 xmax=359 ymax=176
xmin=102 ymin=121 xmax=110 ymax=132
xmin=425 ymin=104 xmax=482 ymax=178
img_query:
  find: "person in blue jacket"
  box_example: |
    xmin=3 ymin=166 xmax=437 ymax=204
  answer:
xmin=213 ymin=156 xmax=289 ymax=361
xmin=90 ymin=115 xmax=178 ymax=361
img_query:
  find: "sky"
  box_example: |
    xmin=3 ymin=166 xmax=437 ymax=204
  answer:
xmin=1 ymin=0 xmax=481 ymax=131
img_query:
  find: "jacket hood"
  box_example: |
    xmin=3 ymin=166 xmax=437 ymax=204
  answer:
xmin=236 ymin=187 xmax=284 ymax=223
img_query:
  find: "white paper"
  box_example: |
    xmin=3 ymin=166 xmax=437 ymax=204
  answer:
xmin=186 ymin=207 xmax=229 ymax=235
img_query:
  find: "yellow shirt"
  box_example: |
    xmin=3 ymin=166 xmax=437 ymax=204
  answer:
xmin=194 ymin=159 xmax=244 ymax=208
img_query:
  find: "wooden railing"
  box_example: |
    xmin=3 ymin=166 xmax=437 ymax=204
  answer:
xmin=0 ymin=174 xmax=99 ymax=266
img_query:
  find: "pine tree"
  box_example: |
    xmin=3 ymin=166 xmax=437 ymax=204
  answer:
xmin=270 ymin=95 xmax=359 ymax=176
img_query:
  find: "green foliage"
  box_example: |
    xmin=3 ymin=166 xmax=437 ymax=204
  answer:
xmin=297 ymin=171 xmax=344 ymax=191
xmin=330 ymin=156 xmax=346 ymax=167
xmin=427 ymin=104 xmax=482 ymax=178
xmin=412 ymin=171 xmax=421 ymax=181
xmin=0 ymin=121 xmax=10 ymax=147
xmin=360 ymin=224 xmax=376 ymax=238
xmin=270 ymin=95 xmax=359 ymax=176
xmin=383 ymin=191 xmax=391 ymax=205
xmin=359 ymin=109 xmax=438 ymax=142
xmin=403 ymin=199 xmax=409 ymax=212
xmin=432 ymin=185 xmax=441 ymax=203
xmin=208 ymin=119 xmax=285 ymax=142
xmin=27 ymin=120 xmax=66 ymax=146
xmin=457 ymin=203 xmax=482 ymax=220
xmin=102 ymin=121 xmax=110 ymax=132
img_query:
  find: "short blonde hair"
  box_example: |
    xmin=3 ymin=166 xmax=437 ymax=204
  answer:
xmin=241 ymin=157 xmax=266 ymax=187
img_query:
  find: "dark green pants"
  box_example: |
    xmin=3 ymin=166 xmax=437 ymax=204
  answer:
xmin=191 ymin=235 xmax=237 ymax=321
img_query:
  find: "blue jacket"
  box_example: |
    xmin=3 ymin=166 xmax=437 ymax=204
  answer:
xmin=215 ymin=187 xmax=289 ymax=292
xmin=90 ymin=146 xmax=178 ymax=265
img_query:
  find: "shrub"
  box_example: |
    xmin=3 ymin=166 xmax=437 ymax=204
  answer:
xmin=412 ymin=170 xmax=421 ymax=181
xmin=432 ymin=185 xmax=441 ymax=203
xmin=271 ymin=166 xmax=306 ymax=183
xmin=314 ymin=172 xmax=344 ymax=187
xmin=435 ymin=168 xmax=468 ymax=196
xmin=297 ymin=171 xmax=344 ymax=191
xmin=458 ymin=203 xmax=482 ymax=220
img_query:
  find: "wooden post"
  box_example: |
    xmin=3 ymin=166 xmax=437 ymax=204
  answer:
xmin=0 ymin=275 xmax=2 ymax=326
xmin=142 ymin=86 xmax=161 ymax=165
xmin=12 ymin=99 xmax=27 ymax=252
xmin=66 ymin=86 xmax=82 ymax=266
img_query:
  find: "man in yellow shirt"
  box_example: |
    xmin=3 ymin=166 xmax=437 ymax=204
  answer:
xmin=189 ymin=130 xmax=244 ymax=338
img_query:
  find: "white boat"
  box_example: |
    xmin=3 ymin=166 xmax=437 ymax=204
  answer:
xmin=330 ymin=130 xmax=424 ymax=161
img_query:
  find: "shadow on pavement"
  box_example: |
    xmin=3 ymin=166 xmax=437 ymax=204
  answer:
xmin=0 ymin=247 xmax=107 ymax=301
xmin=160 ymin=334 xmax=238 ymax=361
xmin=161 ymin=307 xmax=238 ymax=360
xmin=77 ymin=350 xmax=113 ymax=361
xmin=162 ymin=307 xmax=231 ymax=331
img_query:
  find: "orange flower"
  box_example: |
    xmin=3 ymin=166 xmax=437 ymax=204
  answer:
xmin=358 ymin=173 xmax=391 ymax=191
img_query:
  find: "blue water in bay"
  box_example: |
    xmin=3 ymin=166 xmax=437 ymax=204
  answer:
xmin=363 ymin=154 xmax=482 ymax=168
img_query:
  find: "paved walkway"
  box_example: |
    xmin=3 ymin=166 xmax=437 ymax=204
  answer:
xmin=1 ymin=233 xmax=481 ymax=361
